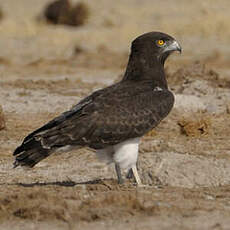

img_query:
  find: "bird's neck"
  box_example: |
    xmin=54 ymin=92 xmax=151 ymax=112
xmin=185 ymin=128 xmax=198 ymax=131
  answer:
xmin=123 ymin=53 xmax=168 ymax=89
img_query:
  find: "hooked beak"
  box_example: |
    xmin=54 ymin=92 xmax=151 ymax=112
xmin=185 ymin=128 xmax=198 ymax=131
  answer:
xmin=164 ymin=40 xmax=182 ymax=54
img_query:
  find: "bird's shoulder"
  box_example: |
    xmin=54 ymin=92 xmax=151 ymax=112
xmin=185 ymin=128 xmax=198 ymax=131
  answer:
xmin=92 ymin=82 xmax=174 ymax=115
xmin=89 ymin=82 xmax=174 ymax=133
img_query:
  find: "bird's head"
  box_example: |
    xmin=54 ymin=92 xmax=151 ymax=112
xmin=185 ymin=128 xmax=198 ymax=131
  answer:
xmin=131 ymin=32 xmax=182 ymax=65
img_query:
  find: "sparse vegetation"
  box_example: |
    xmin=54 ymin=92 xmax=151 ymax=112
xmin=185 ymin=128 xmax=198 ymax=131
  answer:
xmin=178 ymin=115 xmax=211 ymax=137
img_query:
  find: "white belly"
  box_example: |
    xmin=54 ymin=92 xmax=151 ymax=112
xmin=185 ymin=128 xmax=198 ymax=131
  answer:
xmin=96 ymin=137 xmax=140 ymax=170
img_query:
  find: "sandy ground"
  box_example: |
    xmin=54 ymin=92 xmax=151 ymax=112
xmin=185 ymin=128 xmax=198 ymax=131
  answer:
xmin=0 ymin=0 xmax=230 ymax=229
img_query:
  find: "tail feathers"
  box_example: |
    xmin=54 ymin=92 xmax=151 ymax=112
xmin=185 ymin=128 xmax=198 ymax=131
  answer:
xmin=13 ymin=139 xmax=52 ymax=168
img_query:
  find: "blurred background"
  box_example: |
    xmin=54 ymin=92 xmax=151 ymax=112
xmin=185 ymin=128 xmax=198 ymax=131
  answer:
xmin=0 ymin=1 xmax=230 ymax=229
xmin=0 ymin=0 xmax=229 ymax=65
xmin=0 ymin=0 xmax=230 ymax=188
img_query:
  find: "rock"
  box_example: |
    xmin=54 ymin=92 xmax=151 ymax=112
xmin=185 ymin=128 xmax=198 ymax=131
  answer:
xmin=44 ymin=0 xmax=89 ymax=26
xmin=0 ymin=105 xmax=5 ymax=130
xmin=68 ymin=2 xmax=89 ymax=26
xmin=0 ymin=7 xmax=3 ymax=21
xmin=44 ymin=0 xmax=71 ymax=24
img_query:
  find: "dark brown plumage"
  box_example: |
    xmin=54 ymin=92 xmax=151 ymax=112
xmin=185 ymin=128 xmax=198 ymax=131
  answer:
xmin=13 ymin=32 xmax=181 ymax=185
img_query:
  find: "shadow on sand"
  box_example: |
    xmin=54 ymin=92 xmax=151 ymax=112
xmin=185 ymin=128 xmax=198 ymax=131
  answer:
xmin=12 ymin=178 xmax=117 ymax=188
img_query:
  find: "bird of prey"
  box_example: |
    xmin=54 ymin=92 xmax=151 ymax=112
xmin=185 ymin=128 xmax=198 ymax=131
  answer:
xmin=13 ymin=32 xmax=181 ymax=186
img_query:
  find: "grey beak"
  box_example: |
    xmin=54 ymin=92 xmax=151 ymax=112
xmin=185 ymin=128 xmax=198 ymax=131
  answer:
xmin=165 ymin=40 xmax=182 ymax=53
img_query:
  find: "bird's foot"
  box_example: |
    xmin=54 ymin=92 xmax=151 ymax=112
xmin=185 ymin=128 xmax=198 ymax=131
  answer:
xmin=131 ymin=165 xmax=142 ymax=186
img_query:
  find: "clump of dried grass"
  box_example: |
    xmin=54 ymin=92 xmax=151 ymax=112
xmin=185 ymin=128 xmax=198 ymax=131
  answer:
xmin=145 ymin=129 xmax=157 ymax=137
xmin=178 ymin=114 xmax=211 ymax=137
xmin=44 ymin=0 xmax=89 ymax=26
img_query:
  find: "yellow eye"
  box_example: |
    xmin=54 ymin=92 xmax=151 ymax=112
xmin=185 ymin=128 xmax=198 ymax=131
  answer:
xmin=157 ymin=39 xmax=165 ymax=46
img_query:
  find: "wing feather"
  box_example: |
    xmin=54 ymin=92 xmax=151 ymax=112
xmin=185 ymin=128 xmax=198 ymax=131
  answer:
xmin=13 ymin=81 xmax=174 ymax=167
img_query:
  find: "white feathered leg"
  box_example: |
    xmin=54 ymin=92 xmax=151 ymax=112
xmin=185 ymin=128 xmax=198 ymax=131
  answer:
xmin=113 ymin=137 xmax=141 ymax=185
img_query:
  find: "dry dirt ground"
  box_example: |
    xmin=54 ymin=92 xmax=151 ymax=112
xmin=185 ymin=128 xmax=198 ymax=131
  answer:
xmin=0 ymin=0 xmax=230 ymax=229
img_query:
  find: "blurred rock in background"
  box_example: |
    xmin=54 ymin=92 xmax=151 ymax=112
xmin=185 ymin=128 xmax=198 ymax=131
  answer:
xmin=0 ymin=105 xmax=5 ymax=131
xmin=44 ymin=0 xmax=89 ymax=26
xmin=0 ymin=6 xmax=4 ymax=21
